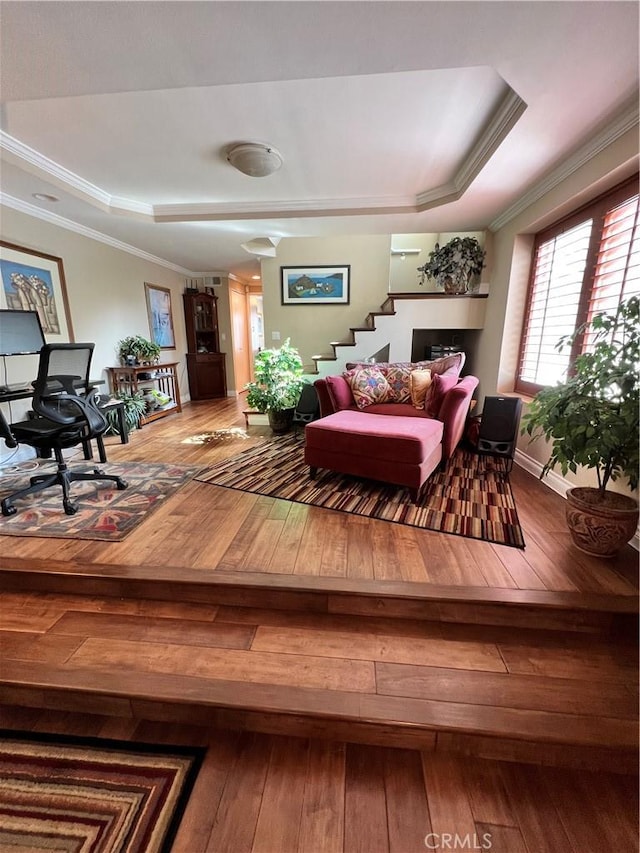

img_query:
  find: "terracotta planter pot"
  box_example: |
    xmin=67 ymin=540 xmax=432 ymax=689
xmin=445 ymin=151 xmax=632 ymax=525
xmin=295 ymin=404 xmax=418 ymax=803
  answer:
xmin=565 ymin=487 xmax=639 ymax=558
xmin=268 ymin=408 xmax=295 ymax=434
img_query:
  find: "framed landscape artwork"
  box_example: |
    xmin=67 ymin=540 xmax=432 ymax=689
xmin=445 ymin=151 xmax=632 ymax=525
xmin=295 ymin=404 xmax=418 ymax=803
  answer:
xmin=0 ymin=240 xmax=74 ymax=342
xmin=281 ymin=265 xmax=350 ymax=305
xmin=145 ymin=282 xmax=175 ymax=348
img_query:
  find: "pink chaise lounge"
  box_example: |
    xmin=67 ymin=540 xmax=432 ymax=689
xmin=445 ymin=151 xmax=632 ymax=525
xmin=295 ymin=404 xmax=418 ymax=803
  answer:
xmin=305 ymin=360 xmax=479 ymax=502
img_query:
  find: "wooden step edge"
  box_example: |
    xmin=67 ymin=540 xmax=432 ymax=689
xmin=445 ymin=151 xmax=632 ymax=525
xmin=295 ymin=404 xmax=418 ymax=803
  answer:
xmin=0 ymin=565 xmax=636 ymax=637
xmin=1 ymin=665 xmax=636 ymax=774
xmin=1 ymin=560 xmax=636 ymax=614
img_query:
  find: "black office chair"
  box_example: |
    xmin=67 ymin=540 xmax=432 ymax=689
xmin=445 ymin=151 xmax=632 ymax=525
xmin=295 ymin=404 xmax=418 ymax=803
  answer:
xmin=0 ymin=343 xmax=128 ymax=517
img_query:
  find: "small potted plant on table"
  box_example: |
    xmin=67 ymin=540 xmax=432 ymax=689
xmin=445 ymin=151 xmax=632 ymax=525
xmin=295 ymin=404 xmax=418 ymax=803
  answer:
xmin=117 ymin=335 xmax=161 ymax=366
xmin=245 ymin=339 xmax=305 ymax=434
xmin=522 ymin=297 xmax=639 ymax=557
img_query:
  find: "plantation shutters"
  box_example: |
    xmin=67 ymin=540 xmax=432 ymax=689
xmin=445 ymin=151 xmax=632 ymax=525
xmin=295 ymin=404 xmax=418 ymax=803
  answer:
xmin=584 ymin=193 xmax=640 ymax=351
xmin=516 ymin=175 xmax=639 ymax=395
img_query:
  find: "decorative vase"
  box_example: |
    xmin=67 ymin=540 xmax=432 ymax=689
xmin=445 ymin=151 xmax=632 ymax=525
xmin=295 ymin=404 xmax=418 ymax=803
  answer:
xmin=268 ymin=408 xmax=295 ymax=434
xmin=565 ymin=487 xmax=639 ymax=558
xmin=437 ymin=271 xmax=472 ymax=295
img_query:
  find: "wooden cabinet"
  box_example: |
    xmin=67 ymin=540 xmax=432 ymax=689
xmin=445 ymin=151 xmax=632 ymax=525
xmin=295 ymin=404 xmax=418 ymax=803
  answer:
xmin=186 ymin=352 xmax=227 ymax=399
xmin=183 ymin=292 xmax=227 ymax=399
xmin=107 ymin=363 xmax=182 ymax=426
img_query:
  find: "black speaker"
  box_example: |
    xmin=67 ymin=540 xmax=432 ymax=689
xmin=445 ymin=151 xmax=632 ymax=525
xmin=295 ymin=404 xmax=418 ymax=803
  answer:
xmin=478 ymin=396 xmax=522 ymax=459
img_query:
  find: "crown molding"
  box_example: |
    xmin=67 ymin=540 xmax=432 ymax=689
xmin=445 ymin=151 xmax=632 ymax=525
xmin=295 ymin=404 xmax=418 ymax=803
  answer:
xmin=152 ymin=195 xmax=415 ymax=222
xmin=416 ymin=89 xmax=527 ymax=211
xmin=490 ymin=97 xmax=640 ymax=231
xmin=0 ymin=193 xmax=193 ymax=274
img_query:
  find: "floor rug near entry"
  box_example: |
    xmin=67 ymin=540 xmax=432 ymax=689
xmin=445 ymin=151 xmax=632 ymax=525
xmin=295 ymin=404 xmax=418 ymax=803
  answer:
xmin=196 ymin=433 xmax=526 ymax=548
xmin=0 ymin=730 xmax=204 ymax=853
xmin=0 ymin=461 xmax=201 ymax=541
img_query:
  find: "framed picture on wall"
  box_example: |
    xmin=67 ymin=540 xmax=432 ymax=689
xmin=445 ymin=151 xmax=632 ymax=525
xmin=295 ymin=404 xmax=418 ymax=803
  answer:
xmin=0 ymin=240 xmax=74 ymax=342
xmin=281 ymin=265 xmax=350 ymax=305
xmin=145 ymin=282 xmax=175 ymax=349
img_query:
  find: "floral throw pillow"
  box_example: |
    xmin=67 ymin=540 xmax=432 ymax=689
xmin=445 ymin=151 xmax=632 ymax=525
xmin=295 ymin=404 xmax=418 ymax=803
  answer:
xmin=343 ymin=367 xmax=393 ymax=409
xmin=380 ymin=365 xmax=412 ymax=402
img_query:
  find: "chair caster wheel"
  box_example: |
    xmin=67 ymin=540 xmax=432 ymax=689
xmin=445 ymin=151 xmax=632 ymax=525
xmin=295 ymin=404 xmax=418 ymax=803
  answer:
xmin=117 ymin=479 xmax=128 ymax=490
xmin=64 ymin=502 xmax=79 ymax=515
xmin=2 ymin=503 xmax=17 ymax=517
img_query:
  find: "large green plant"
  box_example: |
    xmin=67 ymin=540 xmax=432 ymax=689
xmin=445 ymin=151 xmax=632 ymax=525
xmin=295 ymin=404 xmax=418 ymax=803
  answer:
xmin=245 ymin=339 xmax=305 ymax=412
xmin=522 ymin=296 xmax=639 ymax=497
xmin=417 ymin=236 xmax=485 ymax=289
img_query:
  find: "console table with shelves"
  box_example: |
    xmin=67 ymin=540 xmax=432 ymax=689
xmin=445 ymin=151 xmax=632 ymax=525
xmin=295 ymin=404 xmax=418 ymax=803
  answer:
xmin=106 ymin=362 xmax=182 ymax=426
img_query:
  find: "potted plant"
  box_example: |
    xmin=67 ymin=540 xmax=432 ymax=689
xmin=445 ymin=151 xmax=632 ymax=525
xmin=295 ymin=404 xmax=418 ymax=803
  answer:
xmin=417 ymin=236 xmax=486 ymax=294
xmin=522 ymin=296 xmax=639 ymax=557
xmin=117 ymin=335 xmax=161 ymax=366
xmin=245 ymin=338 xmax=305 ymax=433
xmin=104 ymin=391 xmax=147 ymax=435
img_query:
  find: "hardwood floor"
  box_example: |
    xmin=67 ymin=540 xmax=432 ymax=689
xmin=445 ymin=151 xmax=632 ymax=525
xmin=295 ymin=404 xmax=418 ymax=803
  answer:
xmin=0 ymin=398 xmax=637 ymax=850
xmin=0 ymin=703 xmax=637 ymax=853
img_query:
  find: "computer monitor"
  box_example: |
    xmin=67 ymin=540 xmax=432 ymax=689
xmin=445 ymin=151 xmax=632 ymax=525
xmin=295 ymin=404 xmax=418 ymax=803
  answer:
xmin=0 ymin=309 xmax=46 ymax=356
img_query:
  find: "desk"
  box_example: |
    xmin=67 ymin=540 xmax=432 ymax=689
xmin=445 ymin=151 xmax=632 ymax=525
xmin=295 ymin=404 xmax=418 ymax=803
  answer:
xmin=0 ymin=380 xmax=128 ymax=462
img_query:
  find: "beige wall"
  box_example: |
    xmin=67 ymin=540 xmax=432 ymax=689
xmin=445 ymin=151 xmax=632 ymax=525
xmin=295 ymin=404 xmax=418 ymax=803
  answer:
xmin=473 ymin=125 xmax=639 ymax=494
xmin=261 ymin=235 xmax=392 ymax=372
xmin=0 ymin=205 xmax=189 ymax=420
xmin=389 ymin=231 xmax=489 ymax=293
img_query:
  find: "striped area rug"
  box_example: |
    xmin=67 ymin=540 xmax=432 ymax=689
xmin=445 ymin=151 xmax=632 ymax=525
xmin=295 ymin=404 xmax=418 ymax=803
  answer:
xmin=0 ymin=731 xmax=203 ymax=852
xmin=196 ymin=433 xmax=525 ymax=548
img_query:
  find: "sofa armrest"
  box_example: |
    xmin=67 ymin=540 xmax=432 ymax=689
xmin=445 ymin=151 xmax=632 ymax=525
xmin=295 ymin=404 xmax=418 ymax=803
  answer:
xmin=314 ymin=375 xmax=355 ymax=417
xmin=314 ymin=378 xmax=335 ymax=417
xmin=438 ymin=375 xmax=479 ymax=459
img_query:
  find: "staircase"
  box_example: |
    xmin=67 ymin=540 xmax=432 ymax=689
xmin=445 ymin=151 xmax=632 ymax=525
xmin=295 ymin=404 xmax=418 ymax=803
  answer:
xmin=309 ymin=292 xmax=488 ymax=376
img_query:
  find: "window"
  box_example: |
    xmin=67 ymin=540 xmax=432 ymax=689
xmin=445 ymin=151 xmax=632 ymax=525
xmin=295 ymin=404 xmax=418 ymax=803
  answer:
xmin=516 ymin=176 xmax=639 ymax=395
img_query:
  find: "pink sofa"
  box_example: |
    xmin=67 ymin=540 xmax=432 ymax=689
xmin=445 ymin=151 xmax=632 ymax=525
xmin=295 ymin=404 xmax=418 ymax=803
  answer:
xmin=305 ymin=357 xmax=479 ymax=501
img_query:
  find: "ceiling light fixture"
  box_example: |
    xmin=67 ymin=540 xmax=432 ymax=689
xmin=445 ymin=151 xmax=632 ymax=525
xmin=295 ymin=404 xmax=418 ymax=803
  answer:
xmin=227 ymin=142 xmax=283 ymax=178
xmin=32 ymin=193 xmax=59 ymax=202
xmin=390 ymin=248 xmax=421 ymax=256
xmin=241 ymin=237 xmax=281 ymax=257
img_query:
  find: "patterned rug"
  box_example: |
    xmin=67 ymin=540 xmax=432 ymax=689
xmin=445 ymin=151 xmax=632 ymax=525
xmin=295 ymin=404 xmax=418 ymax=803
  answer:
xmin=0 ymin=730 xmax=203 ymax=852
xmin=196 ymin=433 xmax=525 ymax=548
xmin=0 ymin=461 xmax=201 ymax=541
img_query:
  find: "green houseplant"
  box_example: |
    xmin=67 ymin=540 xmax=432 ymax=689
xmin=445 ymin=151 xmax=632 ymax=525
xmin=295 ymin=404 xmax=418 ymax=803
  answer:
xmin=245 ymin=338 xmax=305 ymax=433
xmin=522 ymin=296 xmax=639 ymax=556
xmin=418 ymin=236 xmax=486 ymax=294
xmin=104 ymin=391 xmax=147 ymax=435
xmin=117 ymin=335 xmax=161 ymax=366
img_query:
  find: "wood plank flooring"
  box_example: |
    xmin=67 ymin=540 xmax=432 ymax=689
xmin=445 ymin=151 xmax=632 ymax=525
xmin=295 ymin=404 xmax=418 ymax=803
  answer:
xmin=0 ymin=396 xmax=637 ymax=598
xmin=0 ymin=398 xmax=637 ymax=848
xmin=0 ymin=704 xmax=636 ymax=853
xmin=1 ymin=590 xmax=636 ymax=772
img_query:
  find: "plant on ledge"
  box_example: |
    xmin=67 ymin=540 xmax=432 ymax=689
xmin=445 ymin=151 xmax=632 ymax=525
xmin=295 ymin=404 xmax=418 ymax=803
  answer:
xmin=117 ymin=335 xmax=161 ymax=366
xmin=522 ymin=296 xmax=639 ymax=557
xmin=417 ymin=236 xmax=486 ymax=294
xmin=245 ymin=338 xmax=305 ymax=433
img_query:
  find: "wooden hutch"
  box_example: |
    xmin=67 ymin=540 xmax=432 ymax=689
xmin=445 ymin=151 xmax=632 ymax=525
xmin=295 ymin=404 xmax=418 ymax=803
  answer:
xmin=183 ymin=291 xmax=227 ymax=399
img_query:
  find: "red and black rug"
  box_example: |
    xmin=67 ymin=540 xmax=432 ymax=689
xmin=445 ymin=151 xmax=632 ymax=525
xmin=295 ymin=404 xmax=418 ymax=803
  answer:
xmin=0 ymin=461 xmax=201 ymax=541
xmin=196 ymin=433 xmax=525 ymax=548
xmin=0 ymin=730 xmax=204 ymax=852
